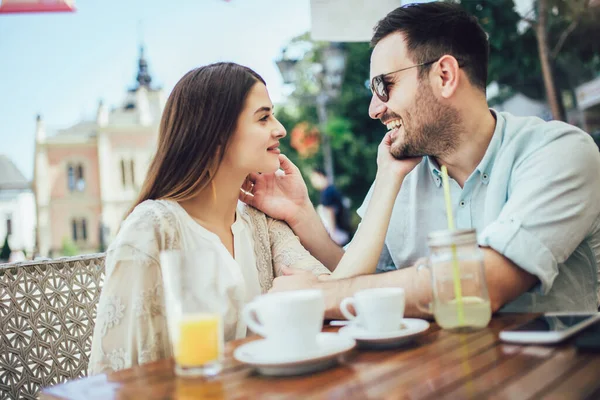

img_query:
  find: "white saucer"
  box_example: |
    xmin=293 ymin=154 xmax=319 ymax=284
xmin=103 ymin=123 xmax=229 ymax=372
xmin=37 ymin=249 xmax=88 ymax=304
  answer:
xmin=233 ymin=332 xmax=356 ymax=377
xmin=338 ymin=318 xmax=430 ymax=348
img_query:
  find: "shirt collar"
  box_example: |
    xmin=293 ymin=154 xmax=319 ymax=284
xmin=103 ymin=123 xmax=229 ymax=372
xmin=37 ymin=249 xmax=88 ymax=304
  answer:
xmin=474 ymin=109 xmax=504 ymax=183
xmin=426 ymin=156 xmax=443 ymax=188
xmin=231 ymin=202 xmax=247 ymax=234
xmin=425 ymin=109 xmax=504 ymax=187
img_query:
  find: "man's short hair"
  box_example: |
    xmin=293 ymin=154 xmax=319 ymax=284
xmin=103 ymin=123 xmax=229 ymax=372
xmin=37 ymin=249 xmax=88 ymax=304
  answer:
xmin=371 ymin=2 xmax=489 ymax=91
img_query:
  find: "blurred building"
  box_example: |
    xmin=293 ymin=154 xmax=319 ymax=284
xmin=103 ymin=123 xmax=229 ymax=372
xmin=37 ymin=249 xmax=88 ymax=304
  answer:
xmin=310 ymin=0 xmax=403 ymax=41
xmin=487 ymin=82 xmax=551 ymax=120
xmin=34 ymin=47 xmax=164 ymax=257
xmin=493 ymin=93 xmax=551 ymax=120
xmin=576 ymin=75 xmax=600 ymax=134
xmin=0 ymin=155 xmax=36 ymax=257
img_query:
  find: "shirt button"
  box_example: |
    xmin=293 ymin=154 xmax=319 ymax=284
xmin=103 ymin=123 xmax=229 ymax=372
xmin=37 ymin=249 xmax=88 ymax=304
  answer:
xmin=459 ymin=200 xmax=466 ymax=207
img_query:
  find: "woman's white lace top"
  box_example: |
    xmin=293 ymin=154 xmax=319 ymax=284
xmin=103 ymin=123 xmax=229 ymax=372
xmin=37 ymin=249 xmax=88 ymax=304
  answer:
xmin=89 ymin=199 xmax=329 ymax=374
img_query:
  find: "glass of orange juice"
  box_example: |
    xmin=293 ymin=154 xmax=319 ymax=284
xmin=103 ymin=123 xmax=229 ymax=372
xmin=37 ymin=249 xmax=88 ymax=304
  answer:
xmin=160 ymin=248 xmax=224 ymax=377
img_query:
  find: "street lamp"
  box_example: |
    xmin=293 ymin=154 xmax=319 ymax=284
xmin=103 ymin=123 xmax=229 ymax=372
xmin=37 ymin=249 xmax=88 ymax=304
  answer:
xmin=276 ymin=42 xmax=347 ymax=183
xmin=275 ymin=50 xmax=298 ymax=85
xmin=321 ymin=43 xmax=346 ymax=97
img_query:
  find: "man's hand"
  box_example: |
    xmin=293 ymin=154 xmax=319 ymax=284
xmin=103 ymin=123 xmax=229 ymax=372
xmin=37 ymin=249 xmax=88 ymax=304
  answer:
xmin=239 ymin=154 xmax=310 ymax=226
xmin=269 ymin=267 xmax=320 ymax=293
xmin=377 ymin=131 xmax=422 ymax=180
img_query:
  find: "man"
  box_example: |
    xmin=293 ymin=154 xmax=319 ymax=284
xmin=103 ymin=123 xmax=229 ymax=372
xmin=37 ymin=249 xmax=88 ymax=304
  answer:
xmin=309 ymin=166 xmax=352 ymax=246
xmin=240 ymin=3 xmax=600 ymax=318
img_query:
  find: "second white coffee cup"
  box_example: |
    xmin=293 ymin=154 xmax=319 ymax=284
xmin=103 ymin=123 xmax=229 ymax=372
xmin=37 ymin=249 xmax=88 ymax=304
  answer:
xmin=242 ymin=289 xmax=325 ymax=357
xmin=340 ymin=287 xmax=405 ymax=332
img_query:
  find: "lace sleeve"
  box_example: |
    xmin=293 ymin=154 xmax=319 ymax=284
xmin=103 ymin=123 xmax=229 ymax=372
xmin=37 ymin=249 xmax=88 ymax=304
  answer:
xmin=267 ymin=217 xmax=331 ymax=278
xmin=88 ymin=201 xmax=179 ymax=375
xmin=89 ymin=247 xmax=170 ymax=375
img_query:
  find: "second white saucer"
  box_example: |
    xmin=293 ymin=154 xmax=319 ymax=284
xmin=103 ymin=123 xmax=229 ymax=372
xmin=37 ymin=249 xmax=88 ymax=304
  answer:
xmin=338 ymin=318 xmax=430 ymax=347
xmin=234 ymin=332 xmax=356 ymax=377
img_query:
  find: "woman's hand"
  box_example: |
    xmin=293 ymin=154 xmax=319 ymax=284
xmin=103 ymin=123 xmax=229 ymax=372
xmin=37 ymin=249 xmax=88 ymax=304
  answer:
xmin=326 ymin=132 xmax=422 ymax=281
xmin=239 ymin=154 xmax=311 ymax=227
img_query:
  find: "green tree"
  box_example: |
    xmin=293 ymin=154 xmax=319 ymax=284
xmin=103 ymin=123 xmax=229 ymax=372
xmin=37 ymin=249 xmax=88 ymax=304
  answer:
xmin=519 ymin=0 xmax=599 ymax=120
xmin=0 ymin=235 xmax=11 ymax=261
xmin=61 ymin=237 xmax=79 ymax=257
xmin=328 ymin=42 xmax=382 ymax=214
xmin=452 ymin=0 xmax=600 ymax=119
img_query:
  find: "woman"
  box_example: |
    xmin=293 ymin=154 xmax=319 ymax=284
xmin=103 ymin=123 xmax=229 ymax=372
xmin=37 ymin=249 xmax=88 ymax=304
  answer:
xmin=89 ymin=63 xmax=332 ymax=374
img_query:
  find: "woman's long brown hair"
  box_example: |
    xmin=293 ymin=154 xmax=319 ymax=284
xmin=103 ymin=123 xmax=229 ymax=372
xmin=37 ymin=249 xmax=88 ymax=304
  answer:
xmin=129 ymin=62 xmax=265 ymax=214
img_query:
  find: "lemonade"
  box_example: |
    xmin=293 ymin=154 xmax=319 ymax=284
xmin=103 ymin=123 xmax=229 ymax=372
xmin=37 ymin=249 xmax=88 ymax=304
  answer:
xmin=433 ymin=296 xmax=491 ymax=331
xmin=175 ymin=313 xmax=222 ymax=369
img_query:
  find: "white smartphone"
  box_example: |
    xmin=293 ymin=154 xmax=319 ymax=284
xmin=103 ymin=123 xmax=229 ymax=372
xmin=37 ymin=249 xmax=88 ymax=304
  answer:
xmin=499 ymin=312 xmax=600 ymax=344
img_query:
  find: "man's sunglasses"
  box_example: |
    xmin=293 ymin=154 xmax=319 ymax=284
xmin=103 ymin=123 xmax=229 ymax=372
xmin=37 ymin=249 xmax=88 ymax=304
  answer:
xmin=369 ymin=60 xmax=437 ymax=102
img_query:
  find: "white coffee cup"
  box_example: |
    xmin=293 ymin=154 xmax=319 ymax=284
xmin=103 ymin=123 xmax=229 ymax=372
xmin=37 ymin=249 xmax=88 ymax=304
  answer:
xmin=340 ymin=288 xmax=405 ymax=332
xmin=242 ymin=289 xmax=325 ymax=357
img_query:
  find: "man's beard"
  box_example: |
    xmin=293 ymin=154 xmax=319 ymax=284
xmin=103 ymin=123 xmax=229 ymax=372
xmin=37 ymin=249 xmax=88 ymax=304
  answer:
xmin=389 ymin=82 xmax=461 ymax=159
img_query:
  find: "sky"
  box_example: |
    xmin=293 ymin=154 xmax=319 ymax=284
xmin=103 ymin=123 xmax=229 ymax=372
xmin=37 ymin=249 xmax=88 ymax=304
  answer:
xmin=0 ymin=0 xmax=313 ymax=180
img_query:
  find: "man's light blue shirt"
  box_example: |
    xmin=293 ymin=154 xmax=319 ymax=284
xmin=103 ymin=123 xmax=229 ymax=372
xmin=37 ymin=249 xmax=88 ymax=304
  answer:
xmin=356 ymin=111 xmax=600 ymax=312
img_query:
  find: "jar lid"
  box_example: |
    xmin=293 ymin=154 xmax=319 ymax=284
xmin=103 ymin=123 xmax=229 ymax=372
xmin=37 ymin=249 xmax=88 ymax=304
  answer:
xmin=427 ymin=229 xmax=477 ymax=247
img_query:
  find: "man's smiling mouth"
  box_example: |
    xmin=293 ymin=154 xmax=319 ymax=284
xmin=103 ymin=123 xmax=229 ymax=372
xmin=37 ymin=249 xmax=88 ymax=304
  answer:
xmin=385 ymin=119 xmax=403 ymax=140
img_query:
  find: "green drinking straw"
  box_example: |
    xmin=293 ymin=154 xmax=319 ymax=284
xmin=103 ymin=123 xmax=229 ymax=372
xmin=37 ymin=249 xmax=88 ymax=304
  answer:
xmin=440 ymin=165 xmax=465 ymax=326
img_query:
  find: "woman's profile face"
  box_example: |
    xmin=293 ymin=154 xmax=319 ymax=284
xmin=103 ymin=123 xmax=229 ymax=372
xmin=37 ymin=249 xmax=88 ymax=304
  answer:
xmin=223 ymin=82 xmax=286 ymax=174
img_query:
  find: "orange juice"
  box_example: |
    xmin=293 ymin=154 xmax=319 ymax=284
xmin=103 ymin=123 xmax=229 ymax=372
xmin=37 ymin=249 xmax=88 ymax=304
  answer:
xmin=176 ymin=378 xmax=224 ymax=400
xmin=175 ymin=313 xmax=221 ymax=367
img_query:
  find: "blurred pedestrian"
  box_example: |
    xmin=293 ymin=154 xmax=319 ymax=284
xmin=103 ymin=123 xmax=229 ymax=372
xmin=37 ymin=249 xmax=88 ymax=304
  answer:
xmin=309 ymin=167 xmax=352 ymax=246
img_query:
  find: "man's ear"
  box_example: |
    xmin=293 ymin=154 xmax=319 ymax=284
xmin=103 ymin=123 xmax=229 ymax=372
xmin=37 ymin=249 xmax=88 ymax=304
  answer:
xmin=433 ymin=55 xmax=461 ymax=99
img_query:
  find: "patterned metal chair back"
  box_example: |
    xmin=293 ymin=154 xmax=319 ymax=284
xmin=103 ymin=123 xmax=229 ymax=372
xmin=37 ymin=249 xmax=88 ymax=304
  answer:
xmin=0 ymin=254 xmax=105 ymax=400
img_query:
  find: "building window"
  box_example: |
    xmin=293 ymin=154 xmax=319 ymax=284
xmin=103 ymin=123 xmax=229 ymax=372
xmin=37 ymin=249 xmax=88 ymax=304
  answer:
xmin=6 ymin=215 xmax=12 ymax=236
xmin=68 ymin=163 xmax=85 ymax=192
xmin=130 ymin=160 xmax=136 ymax=187
xmin=72 ymin=218 xmax=88 ymax=243
xmin=68 ymin=165 xmax=75 ymax=191
xmin=76 ymin=164 xmax=86 ymax=191
xmin=81 ymin=219 xmax=87 ymax=241
xmin=121 ymin=159 xmax=127 ymax=187
xmin=121 ymin=158 xmax=136 ymax=188
xmin=72 ymin=219 xmax=78 ymax=241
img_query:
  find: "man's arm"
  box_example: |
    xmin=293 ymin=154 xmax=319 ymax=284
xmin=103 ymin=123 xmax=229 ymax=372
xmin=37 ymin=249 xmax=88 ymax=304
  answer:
xmin=272 ymin=247 xmax=539 ymax=319
xmin=477 ymin=129 xmax=600 ymax=299
xmin=480 ymin=247 xmax=538 ymax=312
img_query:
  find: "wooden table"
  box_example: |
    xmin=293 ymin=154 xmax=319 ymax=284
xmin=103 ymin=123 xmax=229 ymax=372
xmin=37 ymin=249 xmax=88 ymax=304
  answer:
xmin=41 ymin=314 xmax=600 ymax=400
